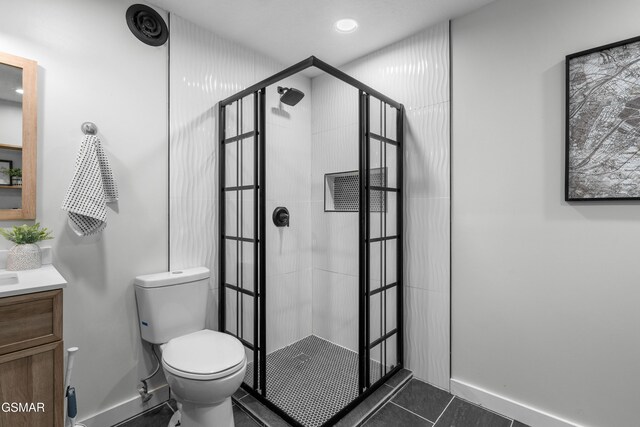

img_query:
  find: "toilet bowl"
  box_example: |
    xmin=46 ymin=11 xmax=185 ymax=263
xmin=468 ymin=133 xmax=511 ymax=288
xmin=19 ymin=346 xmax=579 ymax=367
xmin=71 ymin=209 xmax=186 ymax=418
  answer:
xmin=134 ymin=268 xmax=247 ymax=427
xmin=162 ymin=330 xmax=247 ymax=427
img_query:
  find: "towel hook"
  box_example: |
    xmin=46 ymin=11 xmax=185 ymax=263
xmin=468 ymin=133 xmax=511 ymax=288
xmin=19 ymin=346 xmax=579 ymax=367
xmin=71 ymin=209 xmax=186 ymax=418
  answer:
xmin=81 ymin=122 xmax=98 ymax=135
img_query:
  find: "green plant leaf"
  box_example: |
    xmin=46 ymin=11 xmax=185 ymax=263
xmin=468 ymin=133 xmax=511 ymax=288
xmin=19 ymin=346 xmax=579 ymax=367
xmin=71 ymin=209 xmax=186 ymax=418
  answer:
xmin=0 ymin=223 xmax=54 ymax=244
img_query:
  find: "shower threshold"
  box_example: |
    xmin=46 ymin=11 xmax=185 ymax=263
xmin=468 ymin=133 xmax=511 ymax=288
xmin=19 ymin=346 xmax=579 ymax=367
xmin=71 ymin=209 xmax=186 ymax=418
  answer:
xmin=239 ymin=335 xmax=400 ymax=427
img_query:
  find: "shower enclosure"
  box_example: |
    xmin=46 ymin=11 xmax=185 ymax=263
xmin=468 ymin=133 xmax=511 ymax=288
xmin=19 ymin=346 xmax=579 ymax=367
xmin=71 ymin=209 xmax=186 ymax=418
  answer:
xmin=218 ymin=56 xmax=403 ymax=427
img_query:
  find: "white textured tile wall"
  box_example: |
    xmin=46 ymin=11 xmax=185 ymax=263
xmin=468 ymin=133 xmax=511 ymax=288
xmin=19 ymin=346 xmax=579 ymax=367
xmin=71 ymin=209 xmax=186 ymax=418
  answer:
xmin=264 ymin=74 xmax=312 ymax=351
xmin=310 ymin=22 xmax=451 ymax=388
xmin=169 ymin=15 xmax=312 ymax=347
xmin=405 ymin=286 xmax=450 ymax=387
xmin=311 ymin=269 xmax=359 ymax=350
xmin=267 ymin=268 xmax=312 ymax=353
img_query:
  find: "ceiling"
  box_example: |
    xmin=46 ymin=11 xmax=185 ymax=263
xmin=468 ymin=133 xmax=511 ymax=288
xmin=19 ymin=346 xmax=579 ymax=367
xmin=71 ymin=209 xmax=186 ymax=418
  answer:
xmin=150 ymin=0 xmax=494 ymax=75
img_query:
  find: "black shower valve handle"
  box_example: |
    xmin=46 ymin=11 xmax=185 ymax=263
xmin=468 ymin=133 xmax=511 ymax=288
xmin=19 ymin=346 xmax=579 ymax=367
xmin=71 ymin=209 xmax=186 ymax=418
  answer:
xmin=273 ymin=207 xmax=290 ymax=227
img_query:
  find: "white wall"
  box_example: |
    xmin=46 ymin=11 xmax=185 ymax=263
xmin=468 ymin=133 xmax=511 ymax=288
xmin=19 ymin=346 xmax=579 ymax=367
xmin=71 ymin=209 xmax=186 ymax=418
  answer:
xmin=0 ymin=0 xmax=168 ymax=424
xmin=452 ymin=1 xmax=640 ymax=426
xmin=169 ymin=15 xmax=312 ymax=355
xmin=311 ymin=22 xmax=451 ymax=388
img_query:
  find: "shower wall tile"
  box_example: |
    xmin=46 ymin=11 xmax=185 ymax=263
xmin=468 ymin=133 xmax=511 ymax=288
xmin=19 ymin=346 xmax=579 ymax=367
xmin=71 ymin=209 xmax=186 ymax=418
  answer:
xmin=266 ymin=123 xmax=311 ymax=203
xmin=266 ymin=200 xmax=312 ymax=278
xmin=405 ymin=286 xmax=450 ymax=389
xmin=169 ymin=195 xmax=218 ymax=277
xmin=170 ymin=14 xmax=268 ymax=276
xmin=312 ymin=269 xmax=359 ymax=352
xmin=311 ymin=200 xmax=359 ymax=277
xmin=170 ymin=15 xmax=313 ymax=351
xmin=310 ymin=125 xmax=360 ymax=202
xmin=406 ymin=197 xmax=450 ymax=294
xmin=311 ymin=76 xmax=359 ymax=134
xmin=405 ymin=103 xmax=450 ymax=199
xmin=267 ymin=268 xmax=313 ymax=353
xmin=310 ymin=21 xmax=451 ymax=387
xmin=344 ymin=22 xmax=449 ymax=110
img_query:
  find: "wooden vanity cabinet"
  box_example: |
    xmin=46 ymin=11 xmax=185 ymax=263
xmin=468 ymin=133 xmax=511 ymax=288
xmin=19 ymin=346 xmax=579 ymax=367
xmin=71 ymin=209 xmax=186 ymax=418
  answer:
xmin=0 ymin=289 xmax=63 ymax=427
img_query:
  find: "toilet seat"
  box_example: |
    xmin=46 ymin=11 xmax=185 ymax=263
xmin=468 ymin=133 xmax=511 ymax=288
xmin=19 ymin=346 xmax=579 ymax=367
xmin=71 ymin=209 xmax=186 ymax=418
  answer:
xmin=162 ymin=330 xmax=246 ymax=381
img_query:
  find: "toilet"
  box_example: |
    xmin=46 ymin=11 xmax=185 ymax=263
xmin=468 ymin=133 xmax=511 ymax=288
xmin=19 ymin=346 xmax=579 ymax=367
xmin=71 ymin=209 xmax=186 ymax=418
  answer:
xmin=134 ymin=267 xmax=246 ymax=427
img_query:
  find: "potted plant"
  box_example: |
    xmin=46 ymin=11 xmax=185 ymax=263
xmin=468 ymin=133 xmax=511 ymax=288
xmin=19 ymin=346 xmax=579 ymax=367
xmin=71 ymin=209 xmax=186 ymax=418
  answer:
xmin=0 ymin=223 xmax=53 ymax=270
xmin=1 ymin=167 xmax=22 ymax=186
xmin=7 ymin=168 xmax=21 ymax=186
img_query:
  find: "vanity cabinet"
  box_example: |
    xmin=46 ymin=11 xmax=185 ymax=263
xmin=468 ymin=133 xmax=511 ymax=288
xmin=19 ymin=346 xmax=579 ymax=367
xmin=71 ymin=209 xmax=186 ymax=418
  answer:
xmin=0 ymin=289 xmax=63 ymax=427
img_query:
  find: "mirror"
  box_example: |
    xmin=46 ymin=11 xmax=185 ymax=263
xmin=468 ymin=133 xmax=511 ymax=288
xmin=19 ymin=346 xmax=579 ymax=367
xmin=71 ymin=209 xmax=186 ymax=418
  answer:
xmin=0 ymin=52 xmax=36 ymax=220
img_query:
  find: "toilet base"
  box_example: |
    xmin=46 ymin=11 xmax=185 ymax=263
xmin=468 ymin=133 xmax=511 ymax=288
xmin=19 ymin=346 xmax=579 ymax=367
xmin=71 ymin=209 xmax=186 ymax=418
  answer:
xmin=168 ymin=410 xmax=180 ymax=427
xmin=178 ymin=398 xmax=234 ymax=427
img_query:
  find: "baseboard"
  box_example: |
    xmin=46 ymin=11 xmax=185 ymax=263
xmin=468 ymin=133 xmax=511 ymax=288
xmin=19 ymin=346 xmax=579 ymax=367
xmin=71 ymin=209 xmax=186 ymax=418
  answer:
xmin=450 ymin=379 xmax=586 ymax=427
xmin=79 ymin=384 xmax=170 ymax=427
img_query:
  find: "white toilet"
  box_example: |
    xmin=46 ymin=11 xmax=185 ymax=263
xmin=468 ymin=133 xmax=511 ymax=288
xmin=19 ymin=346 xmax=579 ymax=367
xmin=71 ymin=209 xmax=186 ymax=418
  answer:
xmin=134 ymin=267 xmax=247 ymax=427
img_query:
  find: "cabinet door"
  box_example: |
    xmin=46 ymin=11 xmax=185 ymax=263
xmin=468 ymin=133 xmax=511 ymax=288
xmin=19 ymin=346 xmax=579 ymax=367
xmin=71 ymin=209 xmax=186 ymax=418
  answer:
xmin=0 ymin=289 xmax=63 ymax=356
xmin=0 ymin=340 xmax=63 ymax=427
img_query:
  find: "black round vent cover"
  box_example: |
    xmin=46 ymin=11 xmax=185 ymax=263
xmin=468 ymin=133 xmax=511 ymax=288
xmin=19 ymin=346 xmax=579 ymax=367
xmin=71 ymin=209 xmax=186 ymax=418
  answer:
xmin=126 ymin=4 xmax=168 ymax=47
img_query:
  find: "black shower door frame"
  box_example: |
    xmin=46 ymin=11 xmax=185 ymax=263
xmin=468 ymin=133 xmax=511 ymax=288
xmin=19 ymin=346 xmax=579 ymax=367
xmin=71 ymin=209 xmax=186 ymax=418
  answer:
xmin=219 ymin=56 xmax=404 ymax=427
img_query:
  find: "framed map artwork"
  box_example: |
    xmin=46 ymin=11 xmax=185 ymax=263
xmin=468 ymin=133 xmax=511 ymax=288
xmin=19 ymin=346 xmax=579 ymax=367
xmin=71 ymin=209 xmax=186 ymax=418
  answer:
xmin=566 ymin=36 xmax=640 ymax=200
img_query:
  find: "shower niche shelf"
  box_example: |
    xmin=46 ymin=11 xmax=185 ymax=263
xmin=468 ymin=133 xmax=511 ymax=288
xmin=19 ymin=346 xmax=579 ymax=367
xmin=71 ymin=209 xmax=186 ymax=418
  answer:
xmin=324 ymin=168 xmax=387 ymax=212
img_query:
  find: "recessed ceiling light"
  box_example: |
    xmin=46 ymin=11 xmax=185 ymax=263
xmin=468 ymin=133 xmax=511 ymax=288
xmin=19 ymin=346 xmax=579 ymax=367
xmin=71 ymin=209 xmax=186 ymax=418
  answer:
xmin=15 ymin=88 xmax=23 ymax=94
xmin=334 ymin=18 xmax=358 ymax=34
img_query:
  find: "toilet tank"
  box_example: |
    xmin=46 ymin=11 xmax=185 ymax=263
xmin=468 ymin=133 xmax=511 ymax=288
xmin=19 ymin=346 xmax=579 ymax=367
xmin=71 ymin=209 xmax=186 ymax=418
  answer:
xmin=134 ymin=267 xmax=210 ymax=344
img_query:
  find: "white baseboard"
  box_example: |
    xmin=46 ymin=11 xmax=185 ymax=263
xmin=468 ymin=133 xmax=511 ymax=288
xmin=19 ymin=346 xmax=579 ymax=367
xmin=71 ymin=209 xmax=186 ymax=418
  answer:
xmin=79 ymin=384 xmax=170 ymax=427
xmin=450 ymin=379 xmax=587 ymax=427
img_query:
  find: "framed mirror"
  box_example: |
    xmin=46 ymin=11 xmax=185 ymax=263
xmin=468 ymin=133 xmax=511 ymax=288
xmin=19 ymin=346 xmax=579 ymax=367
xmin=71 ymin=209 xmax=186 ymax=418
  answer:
xmin=0 ymin=52 xmax=36 ymax=220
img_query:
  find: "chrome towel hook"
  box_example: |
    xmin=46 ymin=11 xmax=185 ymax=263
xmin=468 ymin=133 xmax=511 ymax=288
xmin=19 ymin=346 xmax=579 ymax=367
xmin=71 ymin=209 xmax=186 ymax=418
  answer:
xmin=81 ymin=122 xmax=98 ymax=135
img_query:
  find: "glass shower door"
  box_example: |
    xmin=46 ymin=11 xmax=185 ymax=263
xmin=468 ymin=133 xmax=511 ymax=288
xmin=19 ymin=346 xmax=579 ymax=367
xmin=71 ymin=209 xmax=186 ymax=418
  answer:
xmin=360 ymin=92 xmax=404 ymax=390
xmin=219 ymin=89 xmax=267 ymax=394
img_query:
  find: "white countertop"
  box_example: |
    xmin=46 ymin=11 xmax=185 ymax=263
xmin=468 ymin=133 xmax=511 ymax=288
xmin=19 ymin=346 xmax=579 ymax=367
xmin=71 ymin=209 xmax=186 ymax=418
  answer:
xmin=0 ymin=264 xmax=67 ymax=298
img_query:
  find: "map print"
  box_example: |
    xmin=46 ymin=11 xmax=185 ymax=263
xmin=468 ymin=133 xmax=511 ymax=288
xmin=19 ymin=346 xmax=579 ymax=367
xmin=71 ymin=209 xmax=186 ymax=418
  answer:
xmin=568 ymin=39 xmax=640 ymax=199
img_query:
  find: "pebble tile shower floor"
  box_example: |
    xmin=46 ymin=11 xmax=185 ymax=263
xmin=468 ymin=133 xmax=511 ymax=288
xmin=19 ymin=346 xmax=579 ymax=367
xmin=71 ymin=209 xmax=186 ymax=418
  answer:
xmin=243 ymin=335 xmax=392 ymax=427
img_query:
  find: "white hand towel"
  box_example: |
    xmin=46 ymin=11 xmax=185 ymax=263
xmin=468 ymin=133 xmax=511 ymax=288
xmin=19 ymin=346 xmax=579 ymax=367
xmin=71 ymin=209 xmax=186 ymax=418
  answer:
xmin=61 ymin=134 xmax=118 ymax=236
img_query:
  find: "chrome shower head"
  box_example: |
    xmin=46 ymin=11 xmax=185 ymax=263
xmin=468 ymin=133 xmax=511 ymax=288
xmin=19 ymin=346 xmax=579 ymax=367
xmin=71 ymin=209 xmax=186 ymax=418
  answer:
xmin=277 ymin=86 xmax=305 ymax=106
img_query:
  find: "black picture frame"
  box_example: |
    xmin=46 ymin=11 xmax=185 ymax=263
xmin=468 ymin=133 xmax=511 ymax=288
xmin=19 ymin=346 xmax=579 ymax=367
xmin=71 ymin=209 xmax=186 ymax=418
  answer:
xmin=566 ymin=35 xmax=640 ymax=201
xmin=0 ymin=159 xmax=13 ymax=186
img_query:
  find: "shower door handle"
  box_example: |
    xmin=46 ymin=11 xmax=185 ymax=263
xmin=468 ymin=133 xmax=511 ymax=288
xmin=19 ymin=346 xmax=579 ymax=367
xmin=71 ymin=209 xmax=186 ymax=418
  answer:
xmin=273 ymin=207 xmax=290 ymax=227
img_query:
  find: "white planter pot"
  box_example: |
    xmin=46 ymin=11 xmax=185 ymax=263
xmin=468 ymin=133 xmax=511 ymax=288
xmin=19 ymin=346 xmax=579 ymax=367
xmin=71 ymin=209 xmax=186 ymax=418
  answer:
xmin=6 ymin=244 xmax=42 ymax=271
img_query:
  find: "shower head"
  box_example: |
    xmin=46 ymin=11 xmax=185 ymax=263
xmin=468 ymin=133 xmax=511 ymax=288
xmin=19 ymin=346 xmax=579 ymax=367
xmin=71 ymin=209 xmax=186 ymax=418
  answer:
xmin=277 ymin=86 xmax=305 ymax=106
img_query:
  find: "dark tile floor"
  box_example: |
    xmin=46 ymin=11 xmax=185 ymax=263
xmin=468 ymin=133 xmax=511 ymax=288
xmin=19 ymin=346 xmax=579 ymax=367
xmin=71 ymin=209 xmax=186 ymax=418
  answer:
xmin=114 ymin=377 xmax=531 ymax=427
xmin=112 ymin=399 xmax=260 ymax=427
xmin=363 ymin=379 xmax=530 ymax=427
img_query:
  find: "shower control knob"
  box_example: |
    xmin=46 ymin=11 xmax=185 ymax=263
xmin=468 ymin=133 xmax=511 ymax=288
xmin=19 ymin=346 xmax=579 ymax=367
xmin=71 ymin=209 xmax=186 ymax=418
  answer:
xmin=273 ymin=207 xmax=290 ymax=227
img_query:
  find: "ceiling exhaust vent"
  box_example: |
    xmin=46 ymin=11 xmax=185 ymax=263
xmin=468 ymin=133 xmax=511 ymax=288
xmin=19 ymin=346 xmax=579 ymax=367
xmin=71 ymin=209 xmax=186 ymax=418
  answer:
xmin=126 ymin=4 xmax=168 ymax=47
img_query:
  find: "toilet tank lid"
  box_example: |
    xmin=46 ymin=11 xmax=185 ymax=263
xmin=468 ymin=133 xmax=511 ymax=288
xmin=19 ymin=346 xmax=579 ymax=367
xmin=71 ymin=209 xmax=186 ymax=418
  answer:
xmin=134 ymin=267 xmax=210 ymax=288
